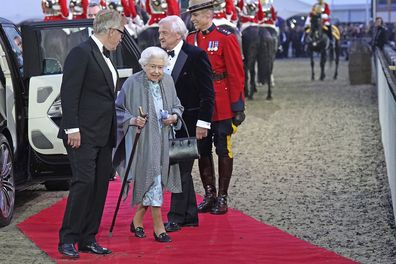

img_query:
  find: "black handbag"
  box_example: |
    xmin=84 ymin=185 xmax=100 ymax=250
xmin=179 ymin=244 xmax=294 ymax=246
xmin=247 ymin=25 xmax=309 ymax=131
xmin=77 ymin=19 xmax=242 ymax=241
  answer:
xmin=169 ymin=115 xmax=200 ymax=165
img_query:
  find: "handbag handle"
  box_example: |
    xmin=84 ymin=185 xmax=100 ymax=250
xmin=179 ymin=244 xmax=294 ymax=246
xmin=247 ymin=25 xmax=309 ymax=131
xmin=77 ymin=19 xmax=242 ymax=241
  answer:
xmin=171 ymin=113 xmax=191 ymax=140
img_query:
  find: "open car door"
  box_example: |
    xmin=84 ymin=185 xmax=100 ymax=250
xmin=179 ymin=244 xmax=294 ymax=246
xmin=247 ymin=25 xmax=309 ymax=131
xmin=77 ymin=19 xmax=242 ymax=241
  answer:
xmin=21 ymin=19 xmax=141 ymax=156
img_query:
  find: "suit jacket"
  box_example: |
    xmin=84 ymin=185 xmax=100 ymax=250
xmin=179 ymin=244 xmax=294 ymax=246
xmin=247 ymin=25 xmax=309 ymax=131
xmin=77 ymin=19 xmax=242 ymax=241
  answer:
xmin=171 ymin=41 xmax=214 ymax=137
xmin=58 ymin=37 xmax=117 ymax=147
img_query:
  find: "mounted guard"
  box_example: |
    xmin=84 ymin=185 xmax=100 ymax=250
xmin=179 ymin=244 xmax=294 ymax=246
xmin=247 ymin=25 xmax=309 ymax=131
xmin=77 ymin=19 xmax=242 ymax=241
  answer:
xmin=41 ymin=0 xmax=69 ymax=21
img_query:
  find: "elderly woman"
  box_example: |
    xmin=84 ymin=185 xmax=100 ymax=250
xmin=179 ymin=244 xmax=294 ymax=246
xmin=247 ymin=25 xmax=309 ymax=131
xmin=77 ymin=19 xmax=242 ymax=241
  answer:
xmin=113 ymin=47 xmax=183 ymax=242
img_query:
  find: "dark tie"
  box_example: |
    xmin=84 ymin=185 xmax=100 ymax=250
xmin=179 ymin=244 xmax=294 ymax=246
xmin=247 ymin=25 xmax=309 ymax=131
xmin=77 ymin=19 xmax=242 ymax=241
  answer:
xmin=103 ymin=47 xmax=110 ymax=58
xmin=167 ymin=50 xmax=175 ymax=58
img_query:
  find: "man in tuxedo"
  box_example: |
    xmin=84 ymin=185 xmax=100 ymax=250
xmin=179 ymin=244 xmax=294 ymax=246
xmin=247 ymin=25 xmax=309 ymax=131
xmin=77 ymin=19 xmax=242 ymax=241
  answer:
xmin=158 ymin=15 xmax=214 ymax=232
xmin=57 ymin=9 xmax=125 ymax=258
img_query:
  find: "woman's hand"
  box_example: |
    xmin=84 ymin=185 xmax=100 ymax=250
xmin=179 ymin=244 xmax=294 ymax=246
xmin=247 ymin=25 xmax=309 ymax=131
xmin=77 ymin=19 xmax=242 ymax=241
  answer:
xmin=131 ymin=116 xmax=147 ymax=128
xmin=162 ymin=114 xmax=177 ymax=126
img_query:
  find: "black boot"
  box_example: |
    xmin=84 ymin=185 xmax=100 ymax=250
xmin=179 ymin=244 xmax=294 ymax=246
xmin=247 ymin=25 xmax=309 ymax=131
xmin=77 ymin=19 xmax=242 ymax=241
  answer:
xmin=197 ymin=156 xmax=216 ymax=213
xmin=211 ymin=157 xmax=233 ymax=215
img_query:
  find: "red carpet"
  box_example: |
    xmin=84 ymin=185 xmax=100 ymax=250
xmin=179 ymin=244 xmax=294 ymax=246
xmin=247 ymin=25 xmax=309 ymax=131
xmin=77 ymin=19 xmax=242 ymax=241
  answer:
xmin=18 ymin=180 xmax=356 ymax=263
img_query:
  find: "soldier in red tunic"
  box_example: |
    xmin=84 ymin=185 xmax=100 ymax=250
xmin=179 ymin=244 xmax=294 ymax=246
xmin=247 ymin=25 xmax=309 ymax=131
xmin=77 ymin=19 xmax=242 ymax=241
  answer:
xmin=145 ymin=0 xmax=179 ymax=25
xmin=187 ymin=0 xmax=245 ymax=215
xmin=69 ymin=0 xmax=89 ymax=20
xmin=42 ymin=0 xmax=69 ymax=21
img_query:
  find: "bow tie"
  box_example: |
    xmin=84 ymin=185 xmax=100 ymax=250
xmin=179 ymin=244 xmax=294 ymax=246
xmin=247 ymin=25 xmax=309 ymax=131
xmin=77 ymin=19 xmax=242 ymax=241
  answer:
xmin=167 ymin=50 xmax=175 ymax=58
xmin=103 ymin=47 xmax=110 ymax=58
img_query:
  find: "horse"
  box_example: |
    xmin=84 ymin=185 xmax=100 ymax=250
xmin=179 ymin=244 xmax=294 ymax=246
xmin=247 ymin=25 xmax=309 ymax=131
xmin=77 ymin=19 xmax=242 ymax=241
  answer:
xmin=137 ymin=26 xmax=160 ymax=51
xmin=242 ymin=23 xmax=277 ymax=100
xmin=304 ymin=13 xmax=340 ymax=81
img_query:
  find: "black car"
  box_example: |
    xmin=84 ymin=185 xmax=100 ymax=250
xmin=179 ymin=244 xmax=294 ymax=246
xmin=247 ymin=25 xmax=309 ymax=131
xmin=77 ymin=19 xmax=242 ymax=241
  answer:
xmin=0 ymin=17 xmax=141 ymax=227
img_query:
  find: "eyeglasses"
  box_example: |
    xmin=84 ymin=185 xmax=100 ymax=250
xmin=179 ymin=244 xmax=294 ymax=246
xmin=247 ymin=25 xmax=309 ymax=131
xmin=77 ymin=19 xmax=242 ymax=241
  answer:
xmin=111 ymin=28 xmax=125 ymax=38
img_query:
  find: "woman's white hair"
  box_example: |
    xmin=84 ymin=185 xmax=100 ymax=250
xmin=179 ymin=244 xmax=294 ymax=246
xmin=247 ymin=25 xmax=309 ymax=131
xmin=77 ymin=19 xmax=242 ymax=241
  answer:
xmin=139 ymin=46 xmax=169 ymax=67
xmin=158 ymin=15 xmax=189 ymax=40
xmin=93 ymin=9 xmax=124 ymax=34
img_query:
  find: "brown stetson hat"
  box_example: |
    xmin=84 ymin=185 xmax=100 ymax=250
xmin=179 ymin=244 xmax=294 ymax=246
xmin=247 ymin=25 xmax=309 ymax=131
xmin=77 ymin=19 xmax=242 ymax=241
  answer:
xmin=186 ymin=0 xmax=215 ymax=13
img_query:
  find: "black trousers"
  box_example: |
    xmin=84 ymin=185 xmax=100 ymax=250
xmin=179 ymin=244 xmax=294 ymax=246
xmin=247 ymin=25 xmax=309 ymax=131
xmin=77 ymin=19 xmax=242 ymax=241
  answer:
xmin=59 ymin=140 xmax=112 ymax=245
xmin=167 ymin=159 xmax=198 ymax=225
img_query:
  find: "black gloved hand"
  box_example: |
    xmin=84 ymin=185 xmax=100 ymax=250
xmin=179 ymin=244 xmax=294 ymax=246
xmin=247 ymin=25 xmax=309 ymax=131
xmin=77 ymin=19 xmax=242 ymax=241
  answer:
xmin=232 ymin=111 xmax=245 ymax=126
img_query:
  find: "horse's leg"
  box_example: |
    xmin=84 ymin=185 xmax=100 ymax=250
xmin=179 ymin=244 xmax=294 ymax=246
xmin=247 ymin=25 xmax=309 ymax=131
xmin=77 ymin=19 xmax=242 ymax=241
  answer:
xmin=266 ymin=75 xmax=272 ymax=100
xmin=320 ymin=48 xmax=326 ymax=81
xmin=310 ymin=50 xmax=315 ymax=81
xmin=243 ymin=60 xmax=250 ymax=98
xmin=250 ymin=61 xmax=256 ymax=98
xmin=333 ymin=41 xmax=340 ymax=80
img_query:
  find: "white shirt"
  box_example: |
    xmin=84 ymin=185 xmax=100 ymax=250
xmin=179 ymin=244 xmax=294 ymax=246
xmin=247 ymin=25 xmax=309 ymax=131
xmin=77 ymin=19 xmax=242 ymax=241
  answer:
xmin=65 ymin=35 xmax=117 ymax=134
xmin=164 ymin=40 xmax=183 ymax=75
xmin=165 ymin=40 xmax=211 ymax=130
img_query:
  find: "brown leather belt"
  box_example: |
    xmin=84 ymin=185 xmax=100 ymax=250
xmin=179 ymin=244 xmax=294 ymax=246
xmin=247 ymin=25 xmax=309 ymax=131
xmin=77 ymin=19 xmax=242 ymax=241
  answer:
xmin=213 ymin=72 xmax=227 ymax=81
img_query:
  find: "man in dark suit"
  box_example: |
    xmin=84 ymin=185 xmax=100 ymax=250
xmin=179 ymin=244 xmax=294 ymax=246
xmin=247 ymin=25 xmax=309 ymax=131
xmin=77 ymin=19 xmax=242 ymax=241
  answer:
xmin=57 ymin=10 xmax=125 ymax=258
xmin=158 ymin=15 xmax=214 ymax=232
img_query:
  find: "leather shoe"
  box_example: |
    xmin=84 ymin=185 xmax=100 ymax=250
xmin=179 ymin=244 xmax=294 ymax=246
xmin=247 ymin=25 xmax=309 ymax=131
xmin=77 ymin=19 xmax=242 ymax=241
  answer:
xmin=154 ymin=232 xmax=172 ymax=242
xmin=164 ymin=222 xmax=181 ymax=232
xmin=79 ymin=242 xmax=112 ymax=255
xmin=58 ymin=243 xmax=79 ymax=258
xmin=130 ymin=222 xmax=146 ymax=238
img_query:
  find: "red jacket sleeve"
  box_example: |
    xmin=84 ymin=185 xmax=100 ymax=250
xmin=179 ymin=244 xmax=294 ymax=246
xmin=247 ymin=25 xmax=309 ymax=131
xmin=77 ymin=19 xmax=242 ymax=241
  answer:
xmin=271 ymin=6 xmax=277 ymax=22
xmin=224 ymin=35 xmax=245 ymax=111
xmin=167 ymin=0 xmax=179 ymax=15
xmin=128 ymin=0 xmax=138 ymax=18
xmin=324 ymin=3 xmax=330 ymax=16
xmin=60 ymin=0 xmax=69 ymax=18
xmin=145 ymin=0 xmax=152 ymax=15
xmin=122 ymin=0 xmax=131 ymax=17
xmin=257 ymin=1 xmax=264 ymax=21
xmin=82 ymin=0 xmax=89 ymax=18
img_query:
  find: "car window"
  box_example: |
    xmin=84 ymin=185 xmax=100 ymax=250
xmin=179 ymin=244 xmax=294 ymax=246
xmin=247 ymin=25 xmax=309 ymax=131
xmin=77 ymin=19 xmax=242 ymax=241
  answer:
xmin=2 ymin=26 xmax=23 ymax=75
xmin=39 ymin=26 xmax=131 ymax=75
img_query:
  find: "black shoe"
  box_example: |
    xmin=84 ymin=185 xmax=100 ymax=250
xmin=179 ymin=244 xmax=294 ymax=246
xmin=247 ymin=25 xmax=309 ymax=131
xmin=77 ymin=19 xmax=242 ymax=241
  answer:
xmin=153 ymin=232 xmax=172 ymax=242
xmin=58 ymin=243 xmax=79 ymax=258
xmin=211 ymin=195 xmax=228 ymax=215
xmin=130 ymin=222 xmax=146 ymax=238
xmin=197 ymin=196 xmax=216 ymax=213
xmin=164 ymin=222 xmax=181 ymax=232
xmin=79 ymin=242 xmax=112 ymax=255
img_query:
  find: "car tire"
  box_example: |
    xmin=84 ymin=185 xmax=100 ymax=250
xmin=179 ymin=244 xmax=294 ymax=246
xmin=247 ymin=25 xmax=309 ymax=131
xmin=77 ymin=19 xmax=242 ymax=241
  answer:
xmin=0 ymin=134 xmax=15 ymax=227
xmin=44 ymin=180 xmax=70 ymax=191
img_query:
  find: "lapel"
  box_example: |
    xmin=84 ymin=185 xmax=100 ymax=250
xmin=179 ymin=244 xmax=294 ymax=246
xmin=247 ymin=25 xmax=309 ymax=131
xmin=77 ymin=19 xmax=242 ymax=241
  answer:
xmin=89 ymin=38 xmax=116 ymax=97
xmin=171 ymin=42 xmax=188 ymax=84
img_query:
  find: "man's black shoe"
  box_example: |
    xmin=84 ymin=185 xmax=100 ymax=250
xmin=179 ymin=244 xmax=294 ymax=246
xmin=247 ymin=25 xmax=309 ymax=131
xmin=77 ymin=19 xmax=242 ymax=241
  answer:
xmin=58 ymin=243 xmax=79 ymax=258
xmin=164 ymin=222 xmax=181 ymax=232
xmin=79 ymin=242 xmax=112 ymax=255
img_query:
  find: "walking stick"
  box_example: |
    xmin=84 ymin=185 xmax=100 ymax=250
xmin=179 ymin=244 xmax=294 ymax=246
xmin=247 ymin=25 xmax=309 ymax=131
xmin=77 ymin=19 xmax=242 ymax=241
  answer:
xmin=109 ymin=106 xmax=147 ymax=237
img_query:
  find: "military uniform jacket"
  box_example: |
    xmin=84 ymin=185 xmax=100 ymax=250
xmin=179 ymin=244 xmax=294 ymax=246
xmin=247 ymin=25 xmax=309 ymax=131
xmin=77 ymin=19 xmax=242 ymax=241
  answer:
xmin=187 ymin=24 xmax=245 ymax=121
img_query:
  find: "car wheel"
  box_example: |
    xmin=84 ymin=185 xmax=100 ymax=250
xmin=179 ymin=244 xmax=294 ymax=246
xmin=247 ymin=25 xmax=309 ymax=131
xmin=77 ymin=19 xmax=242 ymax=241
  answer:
xmin=44 ymin=180 xmax=70 ymax=191
xmin=0 ymin=134 xmax=15 ymax=227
